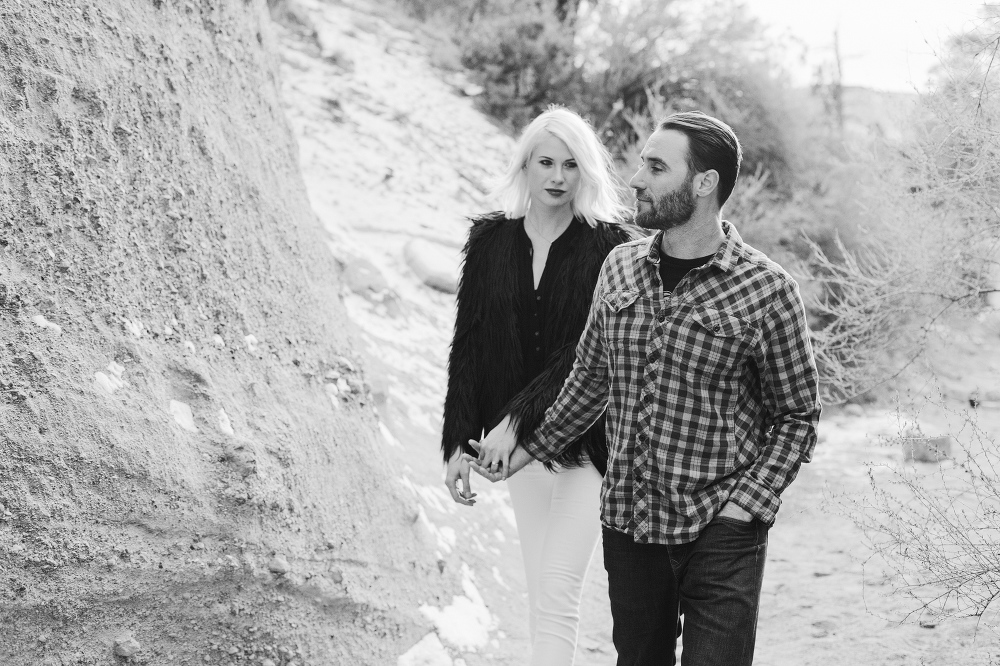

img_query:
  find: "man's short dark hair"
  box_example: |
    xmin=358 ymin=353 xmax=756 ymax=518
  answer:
xmin=658 ymin=111 xmax=742 ymax=208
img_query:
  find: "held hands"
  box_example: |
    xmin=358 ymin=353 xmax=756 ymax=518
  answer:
xmin=474 ymin=414 xmax=518 ymax=479
xmin=463 ymin=445 xmax=534 ymax=483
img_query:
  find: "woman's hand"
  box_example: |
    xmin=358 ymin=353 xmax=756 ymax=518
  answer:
xmin=474 ymin=414 xmax=518 ymax=479
xmin=465 ymin=446 xmax=534 ymax=482
xmin=444 ymin=449 xmax=476 ymax=506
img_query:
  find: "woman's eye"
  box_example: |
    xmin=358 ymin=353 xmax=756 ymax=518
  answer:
xmin=539 ymin=159 xmax=552 ymax=166
xmin=565 ymin=162 xmax=578 ymax=169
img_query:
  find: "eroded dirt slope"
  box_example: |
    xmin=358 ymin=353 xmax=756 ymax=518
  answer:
xmin=0 ymin=1 xmax=447 ymax=663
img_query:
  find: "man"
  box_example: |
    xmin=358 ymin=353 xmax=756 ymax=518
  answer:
xmin=471 ymin=111 xmax=821 ymax=665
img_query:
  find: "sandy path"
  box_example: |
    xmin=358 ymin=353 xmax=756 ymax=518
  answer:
xmin=276 ymin=1 xmax=1000 ymax=663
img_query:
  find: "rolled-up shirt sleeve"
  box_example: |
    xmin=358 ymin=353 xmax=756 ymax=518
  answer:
xmin=729 ymin=277 xmax=821 ymax=524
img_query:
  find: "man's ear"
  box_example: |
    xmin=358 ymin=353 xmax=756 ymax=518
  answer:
xmin=696 ymin=170 xmax=720 ymax=199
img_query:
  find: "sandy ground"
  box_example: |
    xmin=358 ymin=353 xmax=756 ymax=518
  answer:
xmin=278 ymin=1 xmax=1000 ymax=664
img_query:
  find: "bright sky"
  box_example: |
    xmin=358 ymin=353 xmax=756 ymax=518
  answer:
xmin=743 ymin=0 xmax=992 ymax=91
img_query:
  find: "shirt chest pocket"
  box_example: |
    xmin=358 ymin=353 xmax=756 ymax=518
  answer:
xmin=602 ymin=289 xmax=647 ymax=384
xmin=670 ymin=306 xmax=753 ymax=384
xmin=602 ymin=289 xmax=639 ymax=314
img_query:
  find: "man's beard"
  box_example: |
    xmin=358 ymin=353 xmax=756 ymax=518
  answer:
xmin=634 ymin=175 xmax=696 ymax=231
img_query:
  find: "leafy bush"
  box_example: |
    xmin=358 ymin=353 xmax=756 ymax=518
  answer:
xmin=460 ymin=10 xmax=579 ymax=130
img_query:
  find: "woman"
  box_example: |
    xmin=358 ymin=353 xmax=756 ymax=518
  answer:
xmin=441 ymin=106 xmax=634 ymax=665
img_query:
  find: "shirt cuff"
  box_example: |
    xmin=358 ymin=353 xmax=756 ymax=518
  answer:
xmin=729 ymin=477 xmax=781 ymax=526
xmin=521 ymin=430 xmax=555 ymax=464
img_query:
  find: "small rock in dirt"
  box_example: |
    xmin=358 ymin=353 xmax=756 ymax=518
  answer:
xmin=342 ymin=257 xmax=389 ymax=297
xmin=122 ymin=318 xmax=144 ymax=338
xmin=114 ymin=632 xmax=141 ymax=658
xmin=331 ymin=569 xmax=343 ymax=584
xmin=94 ymin=371 xmax=125 ymax=394
xmin=212 ymin=334 xmax=225 ymax=348
xmin=183 ymin=340 xmax=196 ymax=353
xmin=31 ymin=314 xmax=62 ymax=335
xmin=244 ymin=334 xmax=259 ymax=352
xmin=842 ymin=404 xmax=864 ymax=417
xmin=218 ymin=408 xmax=235 ymax=436
xmin=404 ymin=238 xmax=459 ymax=294
xmin=268 ymin=555 xmax=291 ymax=576
xmin=227 ymin=645 xmax=239 ymax=655
xmin=919 ymin=616 xmax=938 ymax=629
xmin=169 ymin=400 xmax=197 ymax=432
xmin=261 ymin=660 xmax=276 ymax=666
xmin=902 ymin=435 xmax=952 ymax=463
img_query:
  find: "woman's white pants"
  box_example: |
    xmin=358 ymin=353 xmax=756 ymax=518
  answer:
xmin=506 ymin=461 xmax=603 ymax=666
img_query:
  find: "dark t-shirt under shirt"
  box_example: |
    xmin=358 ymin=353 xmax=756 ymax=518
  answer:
xmin=658 ymin=251 xmax=714 ymax=294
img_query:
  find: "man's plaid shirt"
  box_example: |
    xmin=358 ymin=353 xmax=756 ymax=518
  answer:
xmin=522 ymin=222 xmax=821 ymax=545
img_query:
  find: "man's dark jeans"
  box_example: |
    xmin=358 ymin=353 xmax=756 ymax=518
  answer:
xmin=602 ymin=515 xmax=769 ymax=666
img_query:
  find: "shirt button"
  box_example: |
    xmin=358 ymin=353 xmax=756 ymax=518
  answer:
xmin=657 ymin=313 xmax=666 ymax=323
xmin=713 ymin=324 xmax=721 ymax=332
xmin=536 ymin=295 xmax=541 ymax=301
xmin=535 ymin=346 xmax=541 ymax=352
xmin=534 ymin=331 xmax=540 ymax=336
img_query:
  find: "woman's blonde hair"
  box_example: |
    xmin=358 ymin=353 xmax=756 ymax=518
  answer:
xmin=492 ymin=106 xmax=630 ymax=227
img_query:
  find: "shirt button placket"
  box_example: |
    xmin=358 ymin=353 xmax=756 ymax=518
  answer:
xmin=632 ymin=430 xmax=649 ymax=541
xmin=634 ymin=309 xmax=666 ymax=542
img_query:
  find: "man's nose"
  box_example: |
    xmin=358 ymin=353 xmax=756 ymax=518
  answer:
xmin=628 ymin=170 xmax=643 ymax=190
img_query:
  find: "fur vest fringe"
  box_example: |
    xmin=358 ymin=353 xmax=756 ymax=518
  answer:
xmin=442 ymin=212 xmax=636 ymax=476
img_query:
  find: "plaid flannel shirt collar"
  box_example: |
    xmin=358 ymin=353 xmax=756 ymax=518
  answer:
xmin=635 ymin=220 xmax=745 ymax=272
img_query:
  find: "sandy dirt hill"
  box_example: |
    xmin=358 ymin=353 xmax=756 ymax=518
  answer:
xmin=0 ymin=0 xmax=453 ymax=664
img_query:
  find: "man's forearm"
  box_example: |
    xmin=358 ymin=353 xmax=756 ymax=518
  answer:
xmin=730 ymin=410 xmax=819 ymax=523
xmin=520 ymin=360 xmax=609 ymax=463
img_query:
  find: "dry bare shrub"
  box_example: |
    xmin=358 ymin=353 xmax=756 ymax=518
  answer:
xmin=833 ymin=9 xmax=1000 ymax=631
xmin=805 ymin=34 xmax=1000 ymax=404
xmin=845 ymin=397 xmax=1000 ymax=627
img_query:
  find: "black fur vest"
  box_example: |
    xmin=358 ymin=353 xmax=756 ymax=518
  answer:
xmin=442 ymin=212 xmax=635 ymax=476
